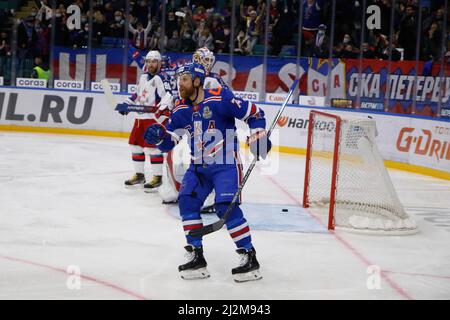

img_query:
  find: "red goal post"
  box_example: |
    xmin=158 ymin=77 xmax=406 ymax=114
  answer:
xmin=302 ymin=110 xmax=417 ymax=235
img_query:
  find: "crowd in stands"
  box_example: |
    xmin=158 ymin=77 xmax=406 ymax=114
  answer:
xmin=0 ymin=0 xmax=448 ymax=69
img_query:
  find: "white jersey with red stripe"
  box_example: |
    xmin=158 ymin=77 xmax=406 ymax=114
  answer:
xmin=131 ymin=72 xmax=172 ymax=120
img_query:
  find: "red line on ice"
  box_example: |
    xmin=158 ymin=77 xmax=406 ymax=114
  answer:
xmin=0 ymin=254 xmax=148 ymax=300
xmin=261 ymin=168 xmax=414 ymax=300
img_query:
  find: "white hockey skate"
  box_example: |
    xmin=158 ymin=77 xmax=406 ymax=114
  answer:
xmin=232 ymin=248 xmax=262 ymax=283
xmin=179 ymin=245 xmax=210 ymax=280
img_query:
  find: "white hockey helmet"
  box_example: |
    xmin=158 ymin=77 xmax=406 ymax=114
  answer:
xmin=145 ymin=50 xmax=162 ymax=62
xmin=192 ymin=47 xmax=215 ymax=73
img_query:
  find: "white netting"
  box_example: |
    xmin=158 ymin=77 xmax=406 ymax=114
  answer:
xmin=307 ymin=112 xmax=417 ymax=235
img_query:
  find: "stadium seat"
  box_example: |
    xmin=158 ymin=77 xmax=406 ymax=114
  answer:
xmin=101 ymin=37 xmax=125 ymax=48
xmin=278 ymin=45 xmax=296 ymax=57
xmin=252 ymin=44 xmax=265 ymax=56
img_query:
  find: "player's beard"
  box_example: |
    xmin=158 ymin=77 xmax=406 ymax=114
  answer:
xmin=179 ymin=84 xmax=196 ymax=100
xmin=147 ymin=63 xmax=159 ymax=75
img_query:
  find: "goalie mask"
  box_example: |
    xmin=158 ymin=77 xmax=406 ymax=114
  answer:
xmin=192 ymin=47 xmax=215 ymax=73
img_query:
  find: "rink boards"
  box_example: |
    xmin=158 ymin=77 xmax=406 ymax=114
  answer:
xmin=0 ymin=86 xmax=448 ymax=180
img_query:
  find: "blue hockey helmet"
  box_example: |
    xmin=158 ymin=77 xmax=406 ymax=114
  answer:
xmin=176 ymin=62 xmax=206 ymax=85
xmin=160 ymin=55 xmax=171 ymax=70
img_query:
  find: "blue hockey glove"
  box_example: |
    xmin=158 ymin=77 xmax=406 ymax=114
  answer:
xmin=247 ymin=129 xmax=272 ymax=160
xmin=144 ymin=124 xmax=167 ymax=145
xmin=115 ymin=103 xmax=129 ymax=116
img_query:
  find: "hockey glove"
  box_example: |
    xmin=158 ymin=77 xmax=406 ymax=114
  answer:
xmin=247 ymin=129 xmax=272 ymax=160
xmin=115 ymin=103 xmax=129 ymax=116
xmin=144 ymin=124 xmax=167 ymax=145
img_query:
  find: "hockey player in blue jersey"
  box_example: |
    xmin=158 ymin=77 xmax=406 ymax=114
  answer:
xmin=144 ymin=62 xmax=271 ymax=282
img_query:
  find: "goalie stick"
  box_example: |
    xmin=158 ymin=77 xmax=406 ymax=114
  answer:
xmin=189 ymin=78 xmax=300 ymax=238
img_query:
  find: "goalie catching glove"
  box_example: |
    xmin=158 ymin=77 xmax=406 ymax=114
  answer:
xmin=247 ymin=129 xmax=272 ymax=160
xmin=144 ymin=123 xmax=167 ymax=145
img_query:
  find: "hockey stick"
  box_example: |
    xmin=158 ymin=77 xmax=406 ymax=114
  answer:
xmin=101 ymin=78 xmax=155 ymax=112
xmin=101 ymin=79 xmax=180 ymax=142
xmin=100 ymin=79 xmax=118 ymax=110
xmin=189 ymin=78 xmax=299 ymax=237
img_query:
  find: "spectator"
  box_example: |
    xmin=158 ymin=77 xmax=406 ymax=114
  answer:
xmin=195 ymin=28 xmax=214 ymax=51
xmin=73 ymin=23 xmax=89 ymax=48
xmin=0 ymin=31 xmax=11 ymax=57
xmin=361 ymin=42 xmax=375 ymax=59
xmin=312 ymin=24 xmax=328 ymax=58
xmin=92 ymin=11 xmax=109 ymax=47
xmin=31 ymin=55 xmax=49 ymax=81
xmin=372 ymin=30 xmax=389 ymax=59
xmin=192 ymin=6 xmax=207 ymax=22
xmin=180 ymin=21 xmax=196 ymax=52
xmin=335 ymin=34 xmax=354 ymax=56
xmin=234 ymin=30 xmax=251 ymax=55
xmin=54 ymin=7 xmax=69 ymax=46
xmin=34 ymin=22 xmax=50 ymax=60
xmin=269 ymin=0 xmax=279 ymax=24
xmin=103 ymin=2 xmax=115 ymax=24
xmin=129 ymin=14 xmax=152 ymax=50
xmin=398 ymin=5 xmax=417 ymax=60
xmin=240 ymin=3 xmax=265 ymax=54
xmin=271 ymin=8 xmax=294 ymax=56
xmin=109 ymin=10 xmax=125 ymax=38
xmin=339 ymin=44 xmax=359 ymax=59
xmin=211 ymin=17 xmax=226 ymax=53
xmin=219 ymin=24 xmax=231 ymax=53
xmin=148 ymin=26 xmax=167 ymax=51
xmin=17 ymin=18 xmax=37 ymax=59
xmin=302 ymin=0 xmax=324 ymax=45
xmin=193 ymin=18 xmax=207 ymax=41
xmin=166 ymin=30 xmax=182 ymax=52
xmin=166 ymin=11 xmax=179 ymax=40
xmin=133 ymin=0 xmax=150 ymax=26
xmin=422 ymin=22 xmax=442 ymax=61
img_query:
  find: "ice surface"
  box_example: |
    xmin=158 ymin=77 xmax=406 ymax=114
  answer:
xmin=1 ymin=132 xmax=449 ymax=300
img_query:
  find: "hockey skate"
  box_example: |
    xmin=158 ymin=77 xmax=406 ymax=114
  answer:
xmin=144 ymin=175 xmax=162 ymax=193
xmin=179 ymin=245 xmax=210 ymax=280
xmin=232 ymin=247 xmax=262 ymax=283
xmin=124 ymin=173 xmax=145 ymax=188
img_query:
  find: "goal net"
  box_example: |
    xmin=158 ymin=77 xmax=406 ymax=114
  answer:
xmin=302 ymin=110 xmax=417 ymax=235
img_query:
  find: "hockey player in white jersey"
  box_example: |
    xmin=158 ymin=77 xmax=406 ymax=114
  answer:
xmin=120 ymin=50 xmax=173 ymax=192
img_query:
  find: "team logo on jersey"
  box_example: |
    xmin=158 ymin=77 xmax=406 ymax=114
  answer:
xmin=202 ymin=106 xmax=212 ymax=119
